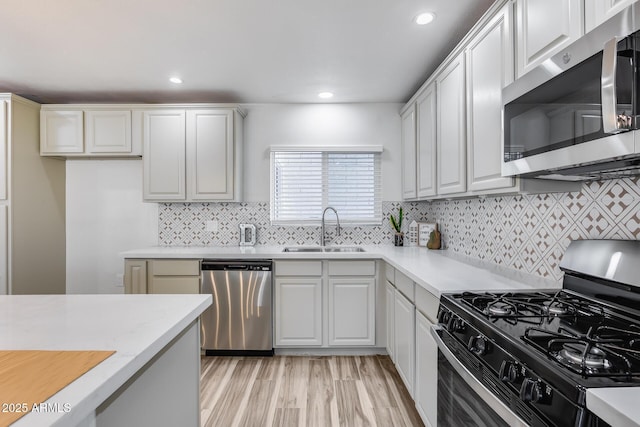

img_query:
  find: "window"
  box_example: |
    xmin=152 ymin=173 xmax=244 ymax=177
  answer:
xmin=270 ymin=148 xmax=382 ymax=225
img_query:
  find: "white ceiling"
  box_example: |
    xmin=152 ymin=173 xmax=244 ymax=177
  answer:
xmin=0 ymin=0 xmax=494 ymax=104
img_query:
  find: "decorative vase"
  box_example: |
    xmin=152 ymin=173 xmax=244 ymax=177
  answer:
xmin=394 ymin=232 xmax=404 ymax=247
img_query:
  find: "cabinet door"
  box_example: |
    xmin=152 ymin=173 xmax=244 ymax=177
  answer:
xmin=124 ymin=260 xmax=147 ymax=294
xmin=415 ymin=311 xmax=438 ymax=427
xmin=515 ymin=0 xmax=583 ymax=78
xmin=142 ymin=110 xmax=186 ymax=201
xmin=394 ymin=289 xmax=415 ymax=397
xmin=385 ymin=281 xmax=395 ymax=359
xmin=416 ymin=83 xmax=437 ymax=198
xmin=0 ymin=101 xmax=6 ymax=200
xmin=0 ymin=205 xmax=6 ymax=295
xmin=186 ymin=109 xmax=235 ymax=201
xmin=40 ymin=110 xmax=84 ymax=154
xmin=274 ymin=277 xmax=322 ymax=346
xmin=466 ymin=3 xmax=516 ymax=193
xmin=401 ymin=105 xmax=417 ymax=200
xmin=585 ymin=0 xmax=637 ymax=32
xmin=436 ymin=54 xmax=467 ymax=196
xmin=328 ymin=277 xmax=375 ymax=346
xmin=85 ymin=110 xmax=132 ymax=154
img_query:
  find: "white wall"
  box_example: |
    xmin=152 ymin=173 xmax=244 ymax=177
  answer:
xmin=65 ymin=103 xmax=402 ymax=293
xmin=66 ymin=159 xmax=157 ymax=294
xmin=242 ymin=103 xmax=403 ymax=201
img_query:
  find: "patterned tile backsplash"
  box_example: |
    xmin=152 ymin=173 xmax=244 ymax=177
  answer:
xmin=158 ymin=201 xmax=427 ymax=248
xmin=159 ymin=177 xmax=640 ymax=282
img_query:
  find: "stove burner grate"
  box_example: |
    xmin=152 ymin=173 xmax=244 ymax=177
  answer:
xmin=524 ymin=325 xmax=640 ymax=378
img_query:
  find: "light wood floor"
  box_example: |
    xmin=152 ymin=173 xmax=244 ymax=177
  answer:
xmin=200 ymin=355 xmax=425 ymax=427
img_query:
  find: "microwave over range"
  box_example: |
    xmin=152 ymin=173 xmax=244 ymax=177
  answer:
xmin=502 ymin=4 xmax=640 ymax=181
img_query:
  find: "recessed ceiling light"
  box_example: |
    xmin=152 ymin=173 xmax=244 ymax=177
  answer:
xmin=318 ymin=92 xmax=334 ymax=99
xmin=169 ymin=77 xmax=183 ymax=84
xmin=415 ymin=12 xmax=436 ymax=25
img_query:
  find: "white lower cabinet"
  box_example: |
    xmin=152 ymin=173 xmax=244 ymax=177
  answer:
xmin=394 ymin=289 xmax=416 ymax=397
xmin=415 ymin=311 xmax=438 ymax=427
xmin=385 ymin=280 xmax=395 ymax=358
xmin=328 ymin=277 xmax=375 ymax=346
xmin=273 ymin=259 xmax=376 ymax=348
xmin=274 ymin=277 xmax=323 ymax=346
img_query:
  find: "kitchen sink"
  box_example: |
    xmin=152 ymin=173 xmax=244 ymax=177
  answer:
xmin=282 ymin=246 xmax=365 ymax=253
xmin=282 ymin=247 xmax=324 ymax=252
xmin=322 ymin=246 xmax=365 ymax=252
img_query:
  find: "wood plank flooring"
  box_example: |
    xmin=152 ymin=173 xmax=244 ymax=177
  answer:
xmin=200 ymin=355 xmax=425 ymax=427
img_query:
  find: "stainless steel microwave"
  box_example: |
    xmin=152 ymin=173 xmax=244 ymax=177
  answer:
xmin=502 ymin=4 xmax=640 ymax=181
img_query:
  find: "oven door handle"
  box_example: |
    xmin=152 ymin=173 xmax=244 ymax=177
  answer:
xmin=430 ymin=325 xmax=529 ymax=427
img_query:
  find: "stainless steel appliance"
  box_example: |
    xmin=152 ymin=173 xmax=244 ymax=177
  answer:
xmin=502 ymin=4 xmax=640 ymax=181
xmin=200 ymin=260 xmax=273 ymax=356
xmin=239 ymin=224 xmax=257 ymax=246
xmin=433 ymin=240 xmax=640 ymax=426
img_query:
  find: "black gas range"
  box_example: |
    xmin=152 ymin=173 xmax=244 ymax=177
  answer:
xmin=435 ymin=240 xmax=640 ymax=427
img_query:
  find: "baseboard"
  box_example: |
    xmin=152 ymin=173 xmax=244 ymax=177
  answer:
xmin=274 ymin=347 xmax=387 ymax=356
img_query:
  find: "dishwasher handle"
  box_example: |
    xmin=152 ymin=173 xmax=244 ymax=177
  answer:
xmin=201 ymin=259 xmax=272 ymax=271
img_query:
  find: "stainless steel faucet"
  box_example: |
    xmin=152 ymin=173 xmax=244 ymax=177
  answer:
xmin=321 ymin=207 xmax=341 ymax=246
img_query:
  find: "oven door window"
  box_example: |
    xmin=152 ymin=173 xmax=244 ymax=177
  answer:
xmin=438 ymin=350 xmax=510 ymax=427
xmin=503 ymin=40 xmax=635 ymax=162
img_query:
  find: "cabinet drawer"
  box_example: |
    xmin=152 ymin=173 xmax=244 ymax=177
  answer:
xmin=415 ymin=285 xmax=439 ymax=324
xmin=395 ymin=270 xmax=415 ymax=302
xmin=385 ymin=263 xmax=395 ymax=283
xmin=328 ymin=260 xmax=375 ymax=276
xmin=275 ymin=261 xmax=322 ymax=276
xmin=150 ymin=259 xmax=200 ymax=276
xmin=149 ymin=277 xmax=200 ymax=294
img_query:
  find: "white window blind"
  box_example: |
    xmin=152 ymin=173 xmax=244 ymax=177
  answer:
xmin=271 ymin=150 xmax=382 ymax=224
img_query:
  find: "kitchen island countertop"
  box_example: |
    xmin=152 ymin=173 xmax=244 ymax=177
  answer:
xmin=1 ymin=294 xmax=211 ymax=426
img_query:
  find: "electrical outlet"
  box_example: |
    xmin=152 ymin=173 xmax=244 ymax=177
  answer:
xmin=116 ymin=273 xmax=124 ymax=287
xmin=206 ymin=220 xmax=218 ymax=232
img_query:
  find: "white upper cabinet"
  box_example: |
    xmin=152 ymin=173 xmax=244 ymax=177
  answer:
xmin=515 ymin=0 xmax=583 ymax=78
xmin=186 ymin=110 xmax=234 ymax=201
xmin=41 ymin=107 xmax=139 ymax=156
xmin=436 ymin=53 xmax=467 ymax=196
xmin=401 ymin=105 xmax=417 ymax=200
xmin=0 ymin=101 xmax=6 ymax=201
xmin=143 ymin=110 xmax=186 ymax=201
xmin=416 ymin=83 xmax=437 ymax=198
xmin=40 ymin=110 xmax=84 ymax=154
xmin=143 ymin=107 xmax=243 ymax=202
xmin=85 ymin=110 xmax=132 ymax=154
xmin=584 ymin=0 xmax=638 ymax=32
xmin=466 ymin=2 xmax=516 ymax=193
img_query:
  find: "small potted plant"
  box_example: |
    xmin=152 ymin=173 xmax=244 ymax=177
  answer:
xmin=390 ymin=207 xmax=404 ymax=246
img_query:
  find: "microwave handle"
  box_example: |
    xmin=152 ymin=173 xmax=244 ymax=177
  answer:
xmin=601 ymin=37 xmax=628 ymax=134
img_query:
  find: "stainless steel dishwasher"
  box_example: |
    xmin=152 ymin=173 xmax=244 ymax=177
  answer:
xmin=200 ymin=260 xmax=273 ymax=356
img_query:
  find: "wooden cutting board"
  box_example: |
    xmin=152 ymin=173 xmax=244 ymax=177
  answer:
xmin=0 ymin=350 xmax=115 ymax=427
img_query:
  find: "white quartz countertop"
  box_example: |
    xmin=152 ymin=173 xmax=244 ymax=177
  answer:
xmin=1 ymin=294 xmax=211 ymax=427
xmin=587 ymin=388 xmax=640 ymax=427
xmin=121 ymin=244 xmax=560 ymax=296
xmin=120 ymin=244 xmax=640 ymax=425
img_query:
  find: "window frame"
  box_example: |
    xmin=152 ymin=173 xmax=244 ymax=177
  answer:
xmin=270 ymin=146 xmax=383 ymax=226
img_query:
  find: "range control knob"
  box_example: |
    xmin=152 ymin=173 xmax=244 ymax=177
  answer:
xmin=447 ymin=315 xmax=466 ymax=333
xmin=467 ymin=335 xmax=490 ymax=355
xmin=438 ymin=309 xmax=451 ymax=325
xmin=499 ymin=360 xmax=522 ymax=384
xmin=520 ymin=378 xmax=551 ymax=404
